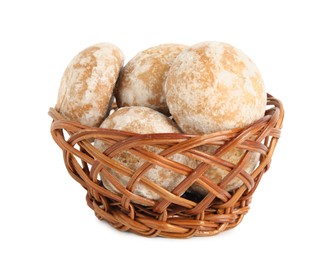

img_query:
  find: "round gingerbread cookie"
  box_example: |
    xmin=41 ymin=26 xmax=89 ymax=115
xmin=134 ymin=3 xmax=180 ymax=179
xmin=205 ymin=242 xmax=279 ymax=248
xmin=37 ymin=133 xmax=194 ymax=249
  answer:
xmin=56 ymin=42 xmax=124 ymax=127
xmin=94 ymin=106 xmax=188 ymax=201
xmin=165 ymin=41 xmax=266 ymax=134
xmin=165 ymin=41 xmax=266 ymax=194
xmin=116 ymin=44 xmax=187 ymax=115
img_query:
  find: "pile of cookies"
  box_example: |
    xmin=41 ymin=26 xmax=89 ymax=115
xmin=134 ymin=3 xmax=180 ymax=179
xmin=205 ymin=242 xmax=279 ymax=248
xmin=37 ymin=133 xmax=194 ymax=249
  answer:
xmin=56 ymin=41 xmax=266 ymax=201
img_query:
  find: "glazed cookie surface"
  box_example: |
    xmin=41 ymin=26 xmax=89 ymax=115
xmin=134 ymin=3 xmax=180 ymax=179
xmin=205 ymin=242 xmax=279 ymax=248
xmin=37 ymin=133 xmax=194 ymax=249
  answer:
xmin=116 ymin=44 xmax=187 ymax=115
xmin=165 ymin=41 xmax=266 ymax=134
xmin=56 ymin=42 xmax=124 ymax=127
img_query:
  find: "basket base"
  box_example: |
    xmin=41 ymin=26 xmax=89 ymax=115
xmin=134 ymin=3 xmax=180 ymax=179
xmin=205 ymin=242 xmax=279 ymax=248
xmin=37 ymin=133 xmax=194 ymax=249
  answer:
xmin=85 ymin=190 xmax=251 ymax=238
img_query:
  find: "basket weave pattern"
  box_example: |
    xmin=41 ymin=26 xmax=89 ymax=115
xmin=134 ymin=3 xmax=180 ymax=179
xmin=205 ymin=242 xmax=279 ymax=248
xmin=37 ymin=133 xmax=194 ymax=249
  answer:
xmin=49 ymin=94 xmax=283 ymax=238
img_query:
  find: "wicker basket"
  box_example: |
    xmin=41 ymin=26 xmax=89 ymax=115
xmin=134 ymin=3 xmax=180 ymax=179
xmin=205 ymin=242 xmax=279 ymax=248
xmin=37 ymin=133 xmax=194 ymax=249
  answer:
xmin=48 ymin=94 xmax=283 ymax=238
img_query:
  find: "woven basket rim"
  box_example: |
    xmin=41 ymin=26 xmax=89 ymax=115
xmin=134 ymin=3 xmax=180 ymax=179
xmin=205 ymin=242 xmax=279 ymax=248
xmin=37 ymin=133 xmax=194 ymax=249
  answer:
xmin=49 ymin=93 xmax=283 ymax=136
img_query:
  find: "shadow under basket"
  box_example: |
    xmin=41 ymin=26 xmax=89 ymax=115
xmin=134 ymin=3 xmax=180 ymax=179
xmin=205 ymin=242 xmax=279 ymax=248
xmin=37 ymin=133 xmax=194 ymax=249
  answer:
xmin=48 ymin=94 xmax=284 ymax=238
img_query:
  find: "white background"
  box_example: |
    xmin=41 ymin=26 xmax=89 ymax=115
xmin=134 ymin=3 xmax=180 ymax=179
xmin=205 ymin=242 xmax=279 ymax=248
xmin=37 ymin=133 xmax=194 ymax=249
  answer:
xmin=1 ymin=0 xmax=326 ymax=259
